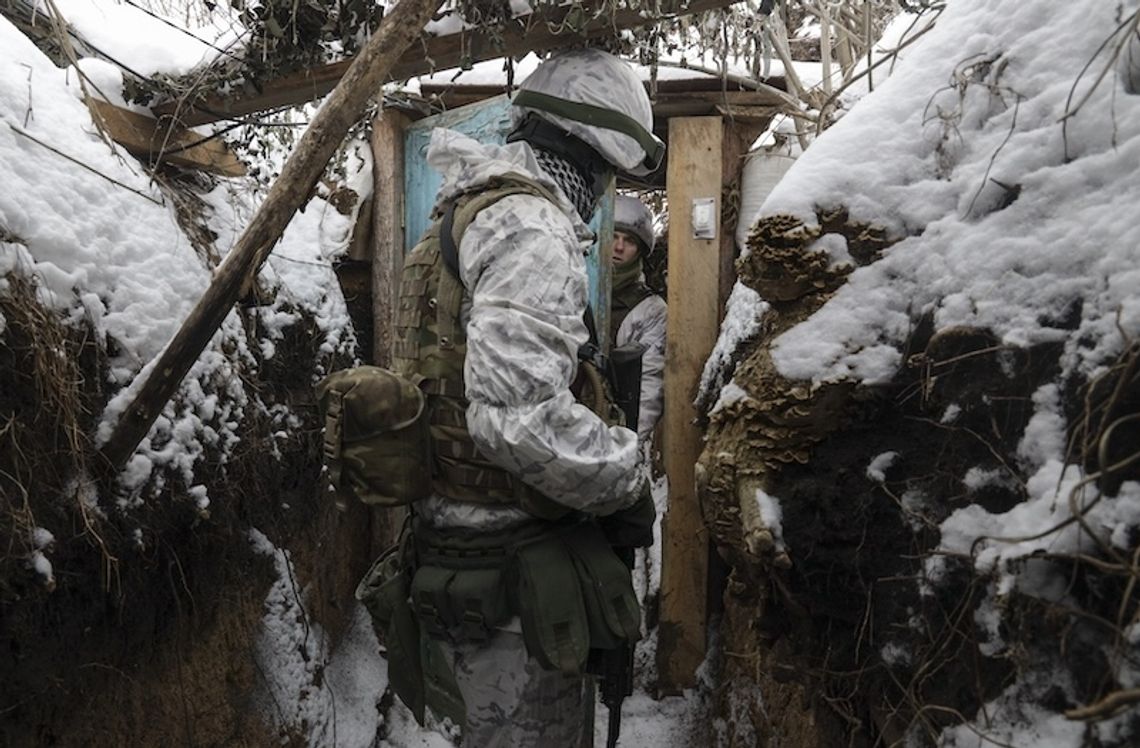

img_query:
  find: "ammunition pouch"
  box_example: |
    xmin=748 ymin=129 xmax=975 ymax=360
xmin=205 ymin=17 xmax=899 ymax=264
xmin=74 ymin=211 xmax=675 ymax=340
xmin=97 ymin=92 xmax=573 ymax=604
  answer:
xmin=411 ymin=519 xmax=642 ymax=676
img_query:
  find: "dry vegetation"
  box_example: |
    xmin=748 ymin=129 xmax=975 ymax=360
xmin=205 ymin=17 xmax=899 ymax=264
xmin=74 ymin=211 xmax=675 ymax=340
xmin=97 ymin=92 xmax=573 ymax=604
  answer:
xmin=0 ymin=219 xmax=358 ymax=744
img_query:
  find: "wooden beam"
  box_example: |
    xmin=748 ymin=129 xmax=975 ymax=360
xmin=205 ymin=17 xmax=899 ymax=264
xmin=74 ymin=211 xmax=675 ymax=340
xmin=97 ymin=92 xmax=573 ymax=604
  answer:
xmin=419 ymin=84 xmax=784 ymax=120
xmin=657 ymin=116 xmax=722 ymax=692
xmin=152 ymin=0 xmax=744 ymax=127
xmin=370 ymin=108 xmax=408 ymax=370
xmin=368 ymin=108 xmax=411 ymax=554
xmin=88 ymin=99 xmax=246 ymax=177
xmin=97 ymin=0 xmax=446 ymax=472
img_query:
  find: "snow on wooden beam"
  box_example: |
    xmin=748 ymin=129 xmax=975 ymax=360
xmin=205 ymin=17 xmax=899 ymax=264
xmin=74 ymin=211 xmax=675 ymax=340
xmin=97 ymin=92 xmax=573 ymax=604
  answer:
xmin=89 ymin=100 xmax=246 ymax=177
xmin=152 ymin=0 xmax=745 ymax=127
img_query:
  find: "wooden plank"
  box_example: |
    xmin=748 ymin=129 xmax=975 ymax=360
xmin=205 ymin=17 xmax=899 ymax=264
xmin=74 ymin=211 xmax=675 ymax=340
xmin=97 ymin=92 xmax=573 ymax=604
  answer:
xmin=371 ymin=109 xmax=409 ymax=369
xmin=369 ymin=108 xmax=411 ymax=554
xmin=89 ymin=99 xmax=246 ymax=177
xmin=419 ymin=84 xmax=784 ymax=121
xmin=97 ymin=0 xmax=446 ymax=472
xmin=657 ymin=116 xmax=722 ymax=692
xmin=152 ymin=0 xmax=744 ymax=127
xmin=402 ymin=95 xmax=513 ymax=252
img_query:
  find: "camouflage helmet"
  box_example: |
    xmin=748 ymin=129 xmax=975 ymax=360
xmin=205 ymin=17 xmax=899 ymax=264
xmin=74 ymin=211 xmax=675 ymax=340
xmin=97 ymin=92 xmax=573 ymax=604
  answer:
xmin=511 ymin=48 xmax=664 ymax=175
xmin=614 ymin=195 xmax=655 ymax=255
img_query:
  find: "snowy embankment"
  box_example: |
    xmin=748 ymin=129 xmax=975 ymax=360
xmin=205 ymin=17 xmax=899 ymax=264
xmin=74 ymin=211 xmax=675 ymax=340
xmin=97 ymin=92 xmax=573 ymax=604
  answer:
xmin=0 ymin=2 xmax=392 ymax=743
xmin=704 ymin=1 xmax=1140 ymax=745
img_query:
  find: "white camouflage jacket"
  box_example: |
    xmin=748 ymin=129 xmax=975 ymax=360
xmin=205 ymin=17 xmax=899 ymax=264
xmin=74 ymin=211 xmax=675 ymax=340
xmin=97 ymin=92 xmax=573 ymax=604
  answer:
xmin=614 ymin=293 xmax=667 ymax=441
xmin=418 ymin=128 xmax=644 ymax=531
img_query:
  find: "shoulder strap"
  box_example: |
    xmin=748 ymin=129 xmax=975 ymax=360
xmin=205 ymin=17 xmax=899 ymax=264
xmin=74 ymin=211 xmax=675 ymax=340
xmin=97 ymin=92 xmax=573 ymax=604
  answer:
xmin=438 ymin=177 xmax=559 ymax=285
xmin=439 ymin=199 xmax=462 ymax=283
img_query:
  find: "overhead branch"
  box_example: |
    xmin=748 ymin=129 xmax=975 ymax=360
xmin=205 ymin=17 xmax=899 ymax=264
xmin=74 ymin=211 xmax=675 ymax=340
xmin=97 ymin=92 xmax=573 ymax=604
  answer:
xmin=97 ymin=0 xmax=447 ymax=472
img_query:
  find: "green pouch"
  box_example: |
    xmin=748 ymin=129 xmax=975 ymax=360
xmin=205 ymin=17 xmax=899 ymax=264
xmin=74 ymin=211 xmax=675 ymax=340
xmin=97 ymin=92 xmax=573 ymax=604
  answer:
xmin=355 ymin=543 xmax=408 ymax=635
xmin=354 ymin=543 xmax=426 ymax=724
xmin=563 ymin=523 xmax=642 ymax=650
xmin=316 ymin=366 xmax=431 ymax=509
xmin=409 ymin=563 xmax=511 ymax=643
xmin=448 ymin=567 xmax=511 ymax=642
xmin=410 ymin=565 xmax=457 ymax=640
xmin=514 ymin=533 xmax=590 ymax=674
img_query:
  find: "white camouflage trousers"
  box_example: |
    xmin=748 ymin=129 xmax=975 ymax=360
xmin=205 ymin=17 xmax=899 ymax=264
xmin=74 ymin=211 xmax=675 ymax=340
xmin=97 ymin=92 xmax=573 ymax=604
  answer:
xmin=444 ymin=627 xmax=587 ymax=747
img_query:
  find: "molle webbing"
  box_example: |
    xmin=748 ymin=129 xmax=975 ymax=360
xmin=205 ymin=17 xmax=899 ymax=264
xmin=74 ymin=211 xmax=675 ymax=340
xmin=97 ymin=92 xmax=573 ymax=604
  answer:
xmin=392 ymin=178 xmax=567 ymax=519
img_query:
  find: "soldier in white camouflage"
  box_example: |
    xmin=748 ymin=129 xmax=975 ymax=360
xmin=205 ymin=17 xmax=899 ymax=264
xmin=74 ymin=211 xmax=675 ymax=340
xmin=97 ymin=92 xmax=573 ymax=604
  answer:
xmin=401 ymin=48 xmax=664 ymax=747
xmin=610 ymin=194 xmax=667 ymax=442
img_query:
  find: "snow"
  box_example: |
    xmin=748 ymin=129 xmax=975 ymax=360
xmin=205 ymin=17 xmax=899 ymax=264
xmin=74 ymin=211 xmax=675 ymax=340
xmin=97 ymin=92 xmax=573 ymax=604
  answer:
xmin=756 ymin=0 xmax=1140 ymax=388
xmin=866 ymin=450 xmax=899 ymax=483
xmin=0 ymin=6 xmax=355 ymax=506
xmin=51 ymin=0 xmax=242 ymax=76
xmin=6 ymin=0 xmax=1139 ymax=744
xmin=938 ymin=666 xmax=1088 ymax=748
xmin=753 ymin=487 xmax=786 ymax=551
xmin=701 ymin=1 xmax=1140 ymax=744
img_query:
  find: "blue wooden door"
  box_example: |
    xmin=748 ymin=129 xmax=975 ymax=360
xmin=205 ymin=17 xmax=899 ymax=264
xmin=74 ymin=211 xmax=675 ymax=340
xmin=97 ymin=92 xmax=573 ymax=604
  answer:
xmin=403 ymin=95 xmax=614 ymax=351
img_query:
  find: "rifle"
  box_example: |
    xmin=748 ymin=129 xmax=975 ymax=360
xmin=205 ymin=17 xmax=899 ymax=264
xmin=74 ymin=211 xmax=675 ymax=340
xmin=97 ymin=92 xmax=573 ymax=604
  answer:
xmin=582 ymin=320 xmax=646 ymax=747
xmin=607 ymin=343 xmax=644 ymax=433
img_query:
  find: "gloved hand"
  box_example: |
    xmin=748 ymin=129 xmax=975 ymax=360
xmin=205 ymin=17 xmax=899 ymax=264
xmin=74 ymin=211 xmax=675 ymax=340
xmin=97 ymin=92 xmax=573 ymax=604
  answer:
xmin=597 ymin=482 xmax=656 ymax=549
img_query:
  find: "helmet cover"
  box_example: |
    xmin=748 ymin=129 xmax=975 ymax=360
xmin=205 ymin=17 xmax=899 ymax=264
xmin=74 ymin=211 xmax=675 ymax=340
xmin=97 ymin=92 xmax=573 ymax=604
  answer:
xmin=614 ymin=194 xmax=655 ymax=255
xmin=511 ymin=48 xmax=664 ymax=174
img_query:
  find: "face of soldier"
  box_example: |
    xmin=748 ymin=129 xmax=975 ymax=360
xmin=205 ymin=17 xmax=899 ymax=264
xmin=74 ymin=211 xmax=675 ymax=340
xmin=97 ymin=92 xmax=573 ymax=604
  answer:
xmin=611 ymin=231 xmax=640 ymax=266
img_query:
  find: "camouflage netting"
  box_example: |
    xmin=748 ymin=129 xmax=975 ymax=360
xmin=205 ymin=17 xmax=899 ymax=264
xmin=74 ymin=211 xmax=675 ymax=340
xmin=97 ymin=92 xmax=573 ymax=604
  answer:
xmin=699 ymin=211 xmax=1140 ymax=746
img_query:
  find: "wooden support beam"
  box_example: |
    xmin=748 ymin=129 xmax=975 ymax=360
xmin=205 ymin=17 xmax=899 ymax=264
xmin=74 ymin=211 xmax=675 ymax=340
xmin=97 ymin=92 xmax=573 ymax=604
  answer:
xmin=88 ymin=99 xmax=246 ymax=177
xmin=152 ymin=0 xmax=745 ymax=128
xmin=370 ymin=109 xmax=409 ymax=370
xmin=657 ymin=116 xmax=724 ymax=692
xmin=368 ymin=108 xmax=411 ymax=554
xmin=97 ymin=0 xmax=446 ymax=472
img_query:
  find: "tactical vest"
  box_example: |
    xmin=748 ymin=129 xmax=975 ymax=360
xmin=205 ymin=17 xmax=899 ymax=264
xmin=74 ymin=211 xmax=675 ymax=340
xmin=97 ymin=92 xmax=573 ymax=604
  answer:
xmin=391 ymin=176 xmax=575 ymax=520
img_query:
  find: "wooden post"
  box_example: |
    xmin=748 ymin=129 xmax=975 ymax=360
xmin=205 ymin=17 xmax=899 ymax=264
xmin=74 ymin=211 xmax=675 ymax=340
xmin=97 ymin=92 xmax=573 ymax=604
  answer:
xmin=369 ymin=108 xmax=411 ymax=554
xmin=657 ymin=117 xmax=723 ymax=692
xmin=97 ymin=0 xmax=444 ymax=471
xmin=371 ymin=109 xmax=410 ymax=370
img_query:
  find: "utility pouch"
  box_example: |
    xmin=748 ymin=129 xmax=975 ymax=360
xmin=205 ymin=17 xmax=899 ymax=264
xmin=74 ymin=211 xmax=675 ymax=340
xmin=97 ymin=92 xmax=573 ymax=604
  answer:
xmin=564 ymin=523 xmax=642 ymax=650
xmin=514 ymin=533 xmax=590 ymax=674
xmin=355 ymin=539 xmax=426 ymax=724
xmin=316 ymin=366 xmax=431 ymax=509
xmin=410 ymin=566 xmax=456 ymax=639
xmin=410 ymin=563 xmax=512 ymax=643
xmin=448 ymin=567 xmax=511 ymax=642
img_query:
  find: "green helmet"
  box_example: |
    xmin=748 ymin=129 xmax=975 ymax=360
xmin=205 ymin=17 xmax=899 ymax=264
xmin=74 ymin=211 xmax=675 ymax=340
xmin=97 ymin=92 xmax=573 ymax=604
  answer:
xmin=511 ymin=49 xmax=664 ymax=175
xmin=614 ymin=195 xmax=655 ymax=255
